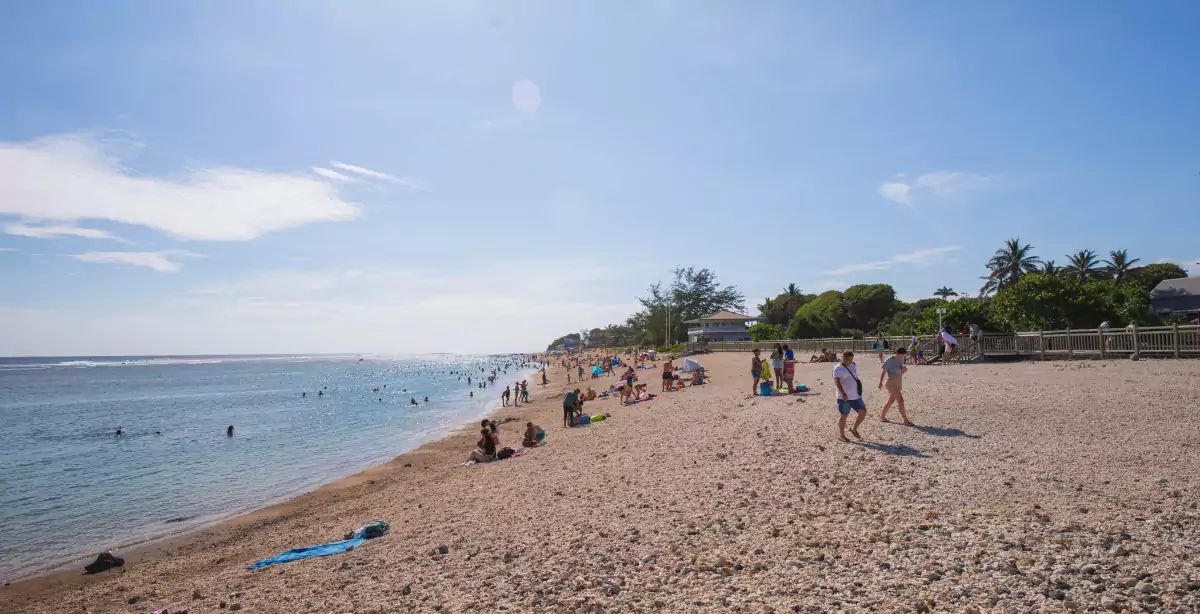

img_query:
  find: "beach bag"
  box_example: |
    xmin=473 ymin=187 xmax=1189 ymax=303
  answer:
xmin=840 ymin=364 xmax=863 ymax=396
xmin=497 ymin=447 xmax=515 ymax=460
xmin=84 ymin=551 xmax=124 ymax=574
xmin=882 ymin=339 xmax=890 ymax=349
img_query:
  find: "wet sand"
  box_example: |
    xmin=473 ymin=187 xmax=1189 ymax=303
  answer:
xmin=5 ymin=354 xmax=1200 ymax=613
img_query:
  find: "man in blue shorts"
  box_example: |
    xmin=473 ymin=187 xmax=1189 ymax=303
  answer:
xmin=832 ymin=351 xmax=867 ymax=442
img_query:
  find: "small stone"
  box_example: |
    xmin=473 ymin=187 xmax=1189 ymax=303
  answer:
xmin=219 ymin=602 xmax=227 ymax=609
xmin=1136 ymin=581 xmax=1159 ymax=594
xmin=436 ymin=544 xmax=450 ymax=555
xmin=401 ymin=584 xmax=412 ymax=595
xmin=229 ymin=604 xmax=242 ymax=612
xmin=1047 ymin=589 xmax=1066 ymax=600
xmin=127 ymin=596 xmax=140 ymax=605
xmin=193 ymin=589 xmax=203 ymax=600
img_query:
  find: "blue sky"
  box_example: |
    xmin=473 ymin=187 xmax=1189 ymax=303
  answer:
xmin=1 ymin=1 xmax=1197 ymax=355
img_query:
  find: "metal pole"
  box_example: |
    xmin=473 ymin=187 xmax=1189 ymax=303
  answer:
xmin=1131 ymin=324 xmax=1140 ymax=359
xmin=1039 ymin=330 xmax=1045 ymax=361
xmin=1174 ymin=322 xmax=1181 ymax=359
xmin=1098 ymin=327 xmax=1105 ymax=359
xmin=1067 ymin=328 xmax=1073 ymax=360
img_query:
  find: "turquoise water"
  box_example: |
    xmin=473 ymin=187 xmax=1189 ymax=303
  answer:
xmin=0 ymin=354 xmax=536 ymax=582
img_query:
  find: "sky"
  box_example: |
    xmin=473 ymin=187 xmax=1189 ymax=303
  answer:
xmin=1 ymin=1 xmax=1198 ymax=356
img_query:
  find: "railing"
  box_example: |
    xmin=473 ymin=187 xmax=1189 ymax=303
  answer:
xmin=691 ymin=324 xmax=1200 ymax=361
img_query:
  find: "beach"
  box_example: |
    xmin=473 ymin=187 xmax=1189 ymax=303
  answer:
xmin=5 ymin=353 xmax=1200 ymax=613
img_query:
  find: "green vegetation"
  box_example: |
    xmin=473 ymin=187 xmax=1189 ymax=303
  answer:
xmin=547 ymin=245 xmax=1187 ymax=349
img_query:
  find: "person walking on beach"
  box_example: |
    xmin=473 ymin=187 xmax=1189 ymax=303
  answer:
xmin=833 ymin=351 xmax=867 ymax=442
xmin=750 ymin=349 xmax=763 ymax=395
xmin=872 ymin=334 xmax=885 ymax=364
xmin=502 ymin=385 xmax=511 ymax=407
xmin=521 ymin=380 xmax=529 ymax=402
xmin=661 ymin=360 xmax=674 ymax=392
xmin=878 ymin=348 xmax=914 ymax=425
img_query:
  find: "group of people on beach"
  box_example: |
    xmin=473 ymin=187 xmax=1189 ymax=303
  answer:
xmin=753 ymin=343 xmax=913 ymax=442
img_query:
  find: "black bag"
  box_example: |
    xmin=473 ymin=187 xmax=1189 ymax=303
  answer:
xmin=497 ymin=447 xmax=515 ymax=460
xmin=84 ymin=551 xmax=124 ymax=574
xmin=841 ymin=364 xmax=863 ymax=396
xmin=882 ymin=339 xmax=890 ymax=349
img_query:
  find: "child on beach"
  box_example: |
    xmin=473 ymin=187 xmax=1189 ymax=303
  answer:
xmin=523 ymin=422 xmax=545 ymax=447
xmin=750 ymin=349 xmax=762 ymax=395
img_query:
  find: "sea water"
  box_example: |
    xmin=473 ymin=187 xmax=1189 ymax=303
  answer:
xmin=0 ymin=354 xmax=537 ymax=582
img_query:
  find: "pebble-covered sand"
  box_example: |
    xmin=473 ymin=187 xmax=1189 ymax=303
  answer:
xmin=5 ymin=354 xmax=1200 ymax=613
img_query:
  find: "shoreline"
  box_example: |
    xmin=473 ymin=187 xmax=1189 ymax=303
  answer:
xmin=2 ymin=361 xmax=550 ymax=596
xmin=8 ymin=354 xmax=1198 ymax=613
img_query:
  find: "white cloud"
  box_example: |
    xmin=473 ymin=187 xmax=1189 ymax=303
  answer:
xmin=512 ymin=79 xmax=542 ymax=114
xmin=4 ymin=221 xmax=122 ymax=241
xmin=70 ymin=250 xmax=203 ymax=273
xmin=825 ymin=245 xmax=962 ymax=276
xmin=877 ymin=171 xmax=996 ymax=207
xmin=311 ymin=166 xmax=360 ymax=183
xmin=815 ymin=279 xmax=849 ymax=290
xmin=0 ymin=134 xmax=361 ymax=241
xmin=0 ymin=247 xmax=18 ymax=252
xmin=877 ymin=182 xmax=912 ymax=207
xmin=328 ymin=161 xmax=430 ymax=191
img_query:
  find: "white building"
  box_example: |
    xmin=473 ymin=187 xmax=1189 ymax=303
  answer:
xmin=685 ymin=310 xmax=756 ymax=343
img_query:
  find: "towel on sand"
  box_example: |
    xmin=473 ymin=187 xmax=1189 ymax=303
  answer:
xmin=248 ymin=520 xmax=389 ymax=569
xmin=248 ymin=537 xmax=366 ymax=569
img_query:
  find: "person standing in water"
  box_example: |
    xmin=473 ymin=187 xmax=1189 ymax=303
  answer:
xmin=878 ymin=347 xmax=913 ymax=425
xmin=502 ymin=385 xmax=511 ymax=407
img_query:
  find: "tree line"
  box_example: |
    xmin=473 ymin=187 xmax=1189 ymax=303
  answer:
xmin=548 ymin=244 xmax=1189 ymax=350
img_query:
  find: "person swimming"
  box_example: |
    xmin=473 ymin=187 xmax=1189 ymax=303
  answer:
xmin=226 ymin=425 xmax=234 ymax=437
xmin=114 ymin=427 xmax=123 ymax=437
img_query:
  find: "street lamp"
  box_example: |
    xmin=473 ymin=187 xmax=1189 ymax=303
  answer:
xmin=936 ymin=307 xmax=947 ymax=333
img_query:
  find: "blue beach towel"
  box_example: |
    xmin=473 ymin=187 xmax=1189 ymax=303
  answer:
xmin=248 ymin=519 xmax=389 ymax=569
xmin=248 ymin=537 xmax=366 ymax=569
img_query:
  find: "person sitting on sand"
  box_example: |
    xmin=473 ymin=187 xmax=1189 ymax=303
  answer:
xmin=469 ymin=427 xmax=498 ymax=463
xmin=523 ymin=422 xmax=545 ymax=447
xmin=809 ymin=348 xmax=830 ymax=363
xmin=878 ymin=348 xmax=914 ymax=426
xmin=584 ymin=386 xmax=597 ymax=401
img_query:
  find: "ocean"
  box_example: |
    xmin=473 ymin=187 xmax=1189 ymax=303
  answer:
xmin=0 ymin=353 xmax=537 ymax=583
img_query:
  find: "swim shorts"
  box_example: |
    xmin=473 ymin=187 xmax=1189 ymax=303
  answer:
xmin=836 ymin=398 xmax=866 ymax=416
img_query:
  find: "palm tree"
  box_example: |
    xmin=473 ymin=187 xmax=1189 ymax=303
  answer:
xmin=933 ymin=286 xmax=958 ymax=299
xmin=1102 ymin=249 xmax=1140 ymax=283
xmin=782 ymin=283 xmax=801 ymax=297
xmin=1064 ymin=249 xmax=1101 ymax=282
xmin=981 ymin=238 xmax=1041 ymax=295
xmin=757 ymin=297 xmax=776 ymax=319
xmin=1040 ymin=259 xmax=1060 ymax=276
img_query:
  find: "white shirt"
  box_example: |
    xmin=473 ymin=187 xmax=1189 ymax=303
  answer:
xmin=940 ymin=330 xmax=959 ymax=345
xmin=832 ymin=363 xmax=861 ymax=401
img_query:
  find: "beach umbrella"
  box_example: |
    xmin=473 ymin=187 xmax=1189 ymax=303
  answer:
xmin=682 ymin=358 xmax=703 ymax=372
xmin=591 ymin=366 xmax=604 ymax=376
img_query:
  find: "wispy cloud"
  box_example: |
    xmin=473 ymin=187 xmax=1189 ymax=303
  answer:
xmin=0 ymin=247 xmax=17 ymax=252
xmin=0 ymin=134 xmax=360 ymax=241
xmin=878 ymin=171 xmax=997 ymax=207
xmin=4 ymin=221 xmax=122 ymax=241
xmin=329 ymin=161 xmax=430 ymax=191
xmin=311 ymin=166 xmax=360 ymax=183
xmin=825 ymin=246 xmax=962 ymax=276
xmin=70 ymin=250 xmax=203 ymax=273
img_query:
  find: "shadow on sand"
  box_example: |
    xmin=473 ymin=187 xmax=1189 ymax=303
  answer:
xmin=854 ymin=441 xmax=929 ymax=458
xmin=914 ymin=425 xmax=981 ymax=439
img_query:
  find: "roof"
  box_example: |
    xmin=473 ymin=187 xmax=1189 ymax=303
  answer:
xmin=1151 ymin=277 xmax=1200 ymax=298
xmin=1151 ymin=277 xmax=1200 ymax=314
xmin=684 ymin=310 xmax=756 ymax=324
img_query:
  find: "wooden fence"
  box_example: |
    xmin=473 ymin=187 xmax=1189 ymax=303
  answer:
xmin=692 ymin=324 xmax=1200 ymax=361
